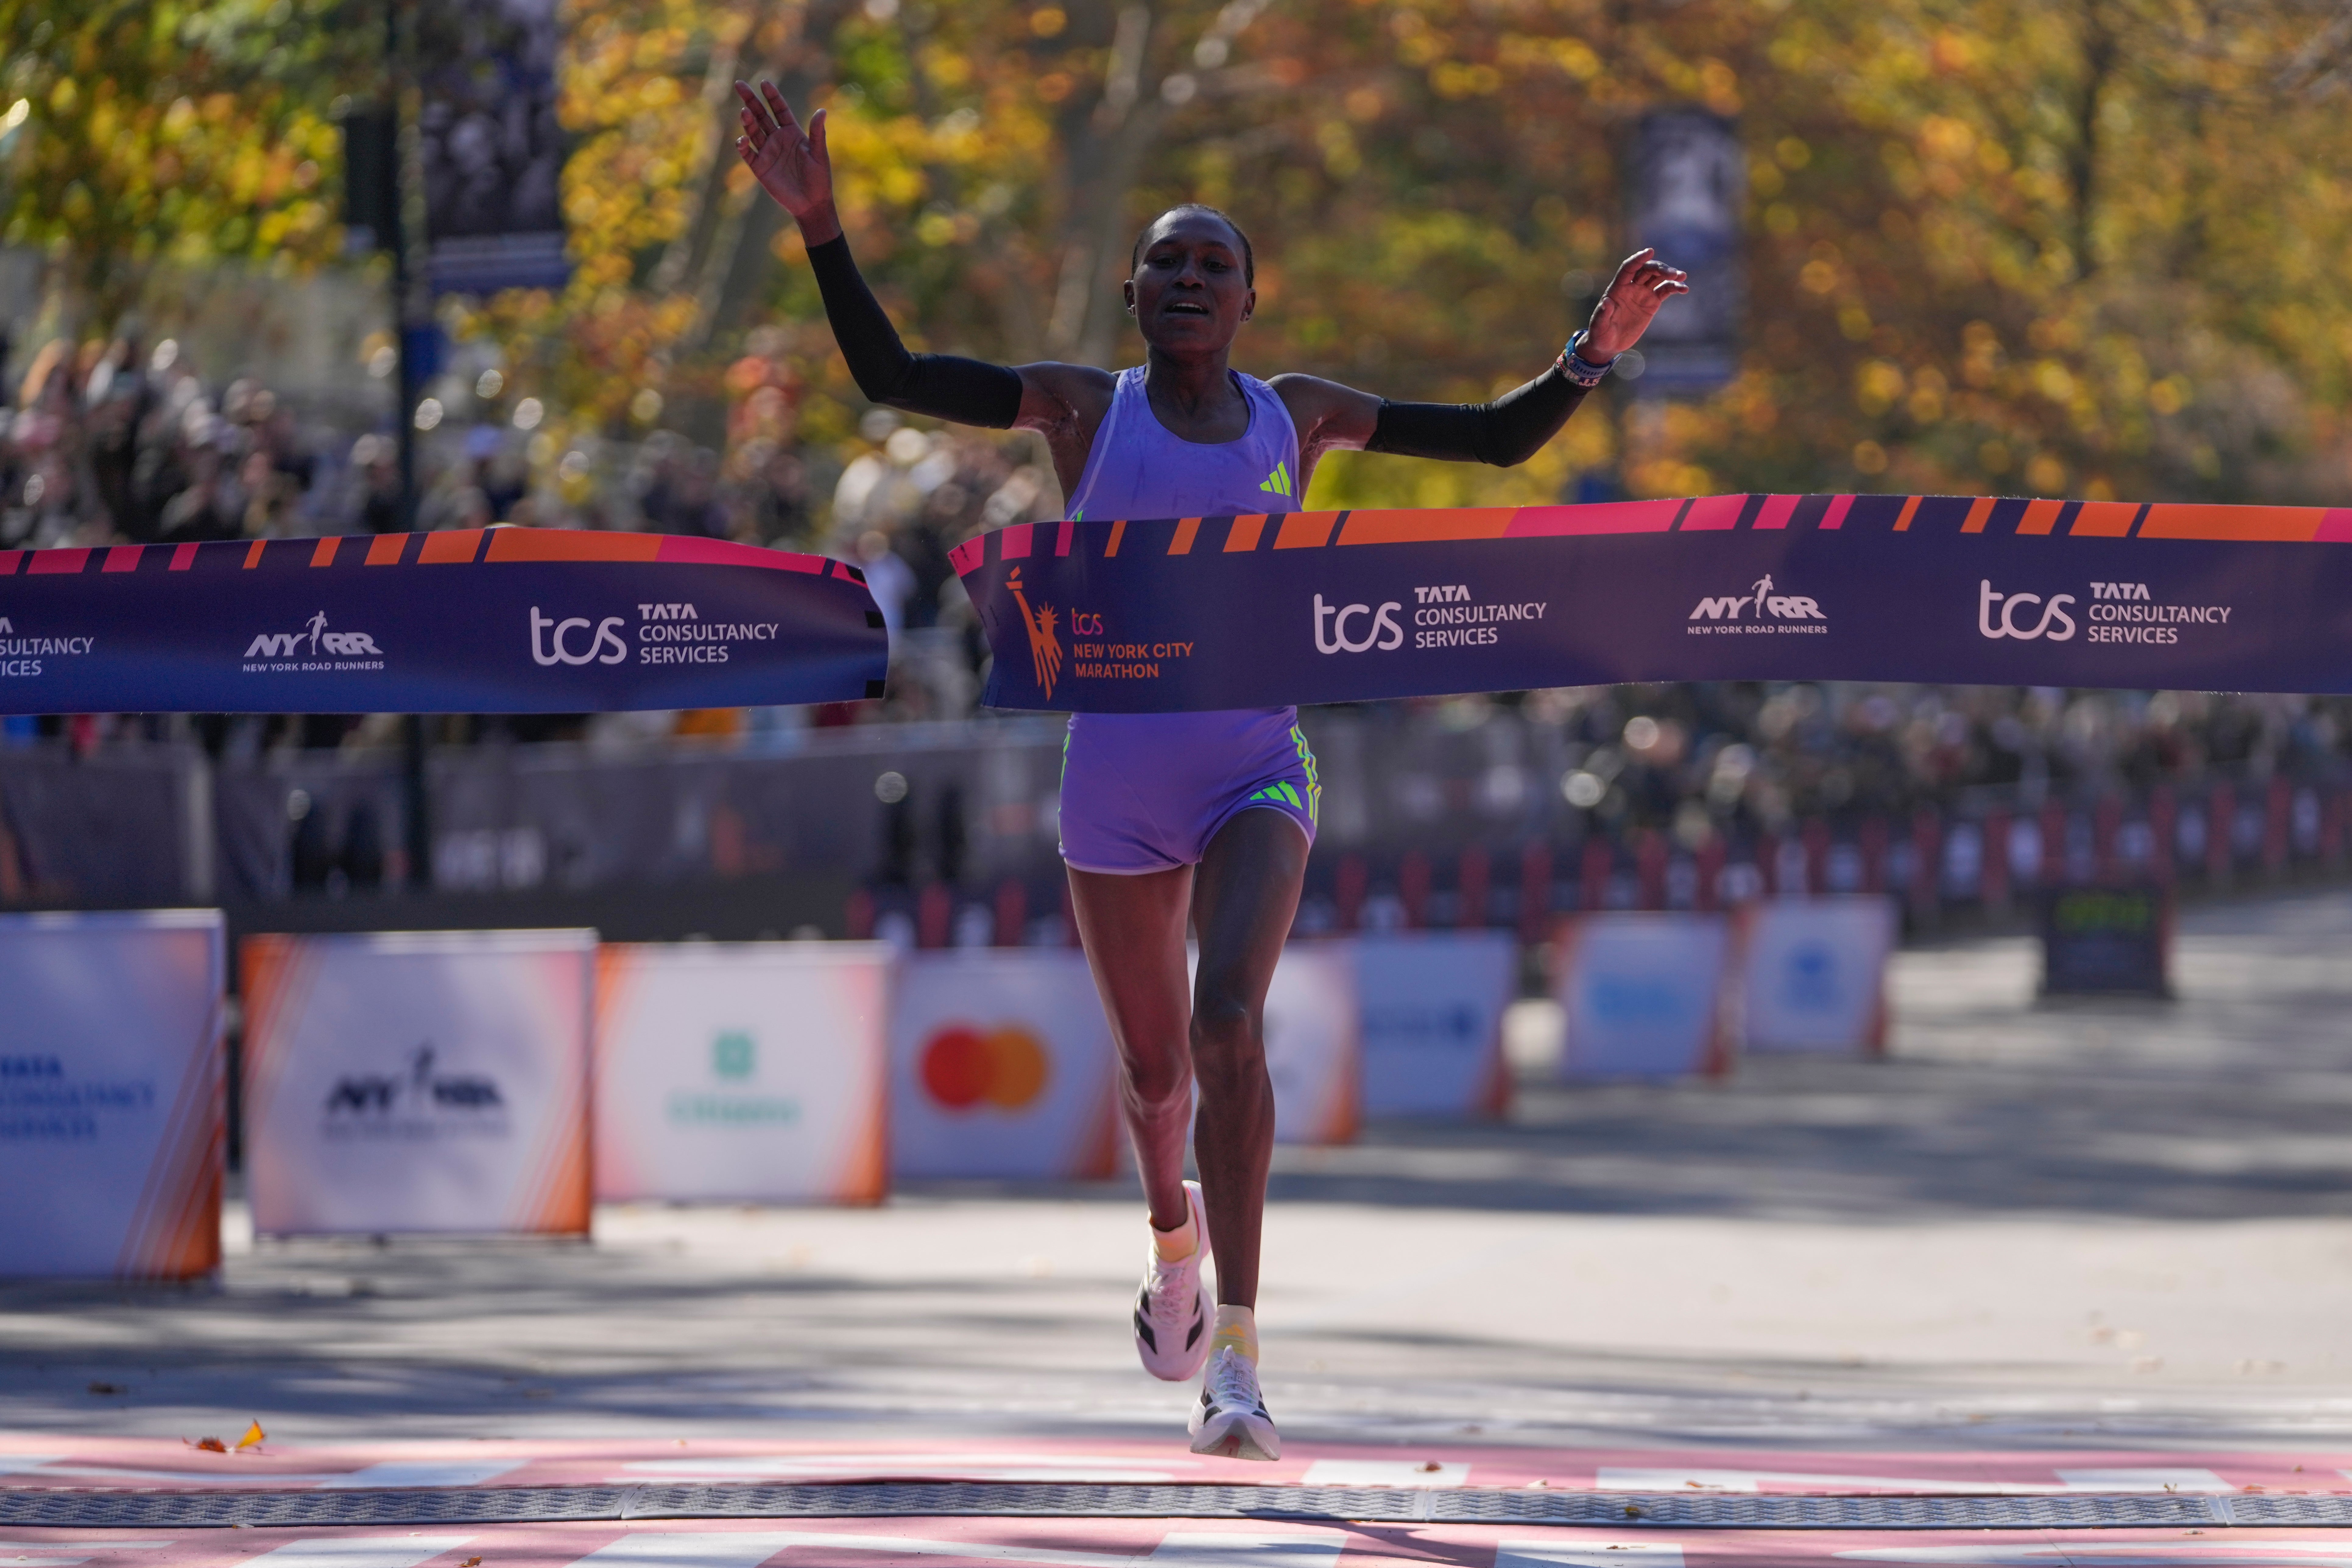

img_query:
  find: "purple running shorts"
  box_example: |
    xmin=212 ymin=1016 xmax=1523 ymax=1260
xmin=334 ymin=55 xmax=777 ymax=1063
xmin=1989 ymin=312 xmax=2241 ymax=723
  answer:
xmin=1058 ymin=708 xmax=1320 ymax=875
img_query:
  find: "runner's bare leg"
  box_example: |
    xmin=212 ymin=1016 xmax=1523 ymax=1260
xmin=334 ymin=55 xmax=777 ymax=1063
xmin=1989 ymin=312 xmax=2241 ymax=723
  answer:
xmin=1070 ymin=862 xmax=1196 ymax=1234
xmin=1069 ymin=808 xmax=1305 ymax=1305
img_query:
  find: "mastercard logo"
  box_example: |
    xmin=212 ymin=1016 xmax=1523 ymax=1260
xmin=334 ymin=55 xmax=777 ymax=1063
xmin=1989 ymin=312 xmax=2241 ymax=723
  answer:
xmin=919 ymin=1023 xmax=1050 ymax=1112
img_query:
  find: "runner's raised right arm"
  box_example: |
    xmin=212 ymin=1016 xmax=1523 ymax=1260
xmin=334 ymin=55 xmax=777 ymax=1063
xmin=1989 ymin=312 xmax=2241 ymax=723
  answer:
xmin=735 ymin=81 xmax=1109 ymax=465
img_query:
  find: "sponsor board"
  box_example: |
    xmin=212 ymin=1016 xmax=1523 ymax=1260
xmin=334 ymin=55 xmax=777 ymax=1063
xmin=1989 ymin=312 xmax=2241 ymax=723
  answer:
xmin=1551 ymin=913 xmax=1734 ymax=1081
xmin=0 ymin=909 xmax=225 ymax=1280
xmin=957 ymin=499 xmax=2350 ymax=712
xmin=888 ymin=950 xmax=1120 ymax=1180
xmin=242 ymin=929 xmax=594 ymax=1235
xmin=2041 ymin=885 xmax=2171 ymax=996
xmin=595 ymin=943 xmax=891 ymax=1203
xmin=1353 ymin=932 xmax=1515 ymax=1118
xmin=1733 ymin=897 xmax=1896 ymax=1056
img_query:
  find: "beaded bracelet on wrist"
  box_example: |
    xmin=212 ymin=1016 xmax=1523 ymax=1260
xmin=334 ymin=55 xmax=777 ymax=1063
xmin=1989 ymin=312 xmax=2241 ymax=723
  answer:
xmin=1559 ymin=329 xmax=1618 ymax=389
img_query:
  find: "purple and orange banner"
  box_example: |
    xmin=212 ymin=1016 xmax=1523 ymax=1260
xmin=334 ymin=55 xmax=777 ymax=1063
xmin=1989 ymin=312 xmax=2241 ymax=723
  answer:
xmin=0 ymin=528 xmax=887 ymax=714
xmin=954 ymin=494 xmax=2352 ymax=711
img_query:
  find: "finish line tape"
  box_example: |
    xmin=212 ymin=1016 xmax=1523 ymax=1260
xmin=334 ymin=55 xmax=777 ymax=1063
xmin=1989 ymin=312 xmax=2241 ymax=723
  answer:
xmin=0 ymin=529 xmax=888 ymax=714
xmin=955 ymin=494 xmax=2352 ymax=711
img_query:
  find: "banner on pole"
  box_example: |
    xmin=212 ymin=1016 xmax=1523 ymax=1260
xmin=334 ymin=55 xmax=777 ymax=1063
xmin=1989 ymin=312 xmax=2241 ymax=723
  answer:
xmin=889 ymin=950 xmax=1119 ymax=1181
xmin=955 ymin=497 xmax=2352 ymax=712
xmin=0 ymin=530 xmax=886 ymax=715
xmin=1353 ymin=932 xmax=1515 ymax=1119
xmin=1552 ymin=913 xmax=1733 ymax=1081
xmin=595 ymin=942 xmax=891 ymax=1203
xmin=1734 ymin=897 xmax=1896 ymax=1056
xmin=418 ymin=0 xmax=572 ymax=295
xmin=0 ymin=910 xmax=224 ymax=1281
xmin=1627 ymin=109 xmax=1745 ymax=395
xmin=243 ymin=929 xmax=594 ymax=1236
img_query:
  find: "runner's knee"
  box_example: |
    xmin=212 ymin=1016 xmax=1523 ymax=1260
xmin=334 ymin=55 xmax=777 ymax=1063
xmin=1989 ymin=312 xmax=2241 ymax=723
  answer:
xmin=1189 ymin=990 xmax=1265 ymax=1086
xmin=1121 ymin=1050 xmax=1192 ymax=1114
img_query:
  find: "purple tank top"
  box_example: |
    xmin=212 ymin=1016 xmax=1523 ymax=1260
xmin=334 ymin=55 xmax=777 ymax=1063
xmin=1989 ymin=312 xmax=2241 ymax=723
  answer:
xmin=1066 ymin=366 xmax=1300 ymax=523
xmin=1063 ymin=366 xmax=1300 ymax=767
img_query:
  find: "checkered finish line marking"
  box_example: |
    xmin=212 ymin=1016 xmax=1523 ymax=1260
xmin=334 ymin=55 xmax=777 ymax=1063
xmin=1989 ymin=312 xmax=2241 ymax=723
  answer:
xmin=3 ymin=1485 xmax=2350 ymax=1532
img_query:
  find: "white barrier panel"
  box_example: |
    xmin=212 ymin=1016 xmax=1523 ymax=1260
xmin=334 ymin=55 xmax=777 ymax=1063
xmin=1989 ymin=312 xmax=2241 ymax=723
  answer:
xmin=597 ymin=942 xmax=892 ymax=1203
xmin=1737 ymin=897 xmax=1896 ymax=1056
xmin=890 ymin=950 xmax=1118 ymax=1180
xmin=1553 ymin=913 xmax=1733 ymax=1081
xmin=1354 ymin=932 xmax=1515 ymax=1119
xmin=0 ymin=910 xmax=225 ymax=1280
xmin=1262 ymin=941 xmax=1360 ymax=1144
xmin=243 ymin=929 xmax=594 ymax=1236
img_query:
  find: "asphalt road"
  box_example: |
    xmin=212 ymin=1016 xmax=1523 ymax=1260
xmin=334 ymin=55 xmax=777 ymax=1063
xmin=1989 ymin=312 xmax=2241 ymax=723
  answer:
xmin=6 ymin=888 xmax=2352 ymax=1453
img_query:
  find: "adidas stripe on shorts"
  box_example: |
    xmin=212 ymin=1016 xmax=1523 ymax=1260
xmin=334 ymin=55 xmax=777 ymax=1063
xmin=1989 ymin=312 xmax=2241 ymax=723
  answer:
xmin=1058 ymin=709 xmax=1319 ymax=875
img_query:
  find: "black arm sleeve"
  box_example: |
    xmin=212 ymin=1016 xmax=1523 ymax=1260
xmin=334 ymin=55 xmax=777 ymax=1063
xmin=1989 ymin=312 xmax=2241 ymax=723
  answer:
xmin=805 ymin=234 xmax=1024 ymax=429
xmin=1364 ymin=359 xmax=1590 ymax=467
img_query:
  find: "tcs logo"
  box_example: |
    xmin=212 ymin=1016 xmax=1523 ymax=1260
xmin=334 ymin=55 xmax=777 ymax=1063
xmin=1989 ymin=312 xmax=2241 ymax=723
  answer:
xmin=1976 ymin=580 xmax=2077 ymax=642
xmin=1069 ymin=611 xmax=1106 ymax=636
xmin=919 ymin=1023 xmax=1049 ymax=1111
xmin=1312 ymin=593 xmax=1404 ymax=654
xmin=529 ymin=606 xmax=627 ymax=665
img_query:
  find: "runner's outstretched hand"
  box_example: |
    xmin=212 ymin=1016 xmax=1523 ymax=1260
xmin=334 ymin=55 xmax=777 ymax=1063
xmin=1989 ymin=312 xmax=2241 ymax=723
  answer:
xmin=1581 ymin=249 xmax=1691 ymax=360
xmin=735 ymin=80 xmax=841 ymax=241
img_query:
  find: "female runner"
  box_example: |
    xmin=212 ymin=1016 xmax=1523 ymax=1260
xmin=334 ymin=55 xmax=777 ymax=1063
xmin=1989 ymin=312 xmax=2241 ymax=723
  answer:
xmin=735 ymin=80 xmax=1686 ymax=1460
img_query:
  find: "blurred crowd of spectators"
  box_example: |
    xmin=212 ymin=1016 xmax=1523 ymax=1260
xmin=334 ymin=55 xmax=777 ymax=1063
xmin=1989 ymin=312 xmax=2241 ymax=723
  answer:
xmin=1496 ymin=682 xmax=2345 ymax=847
xmin=2 ymin=333 xmax=335 ymax=549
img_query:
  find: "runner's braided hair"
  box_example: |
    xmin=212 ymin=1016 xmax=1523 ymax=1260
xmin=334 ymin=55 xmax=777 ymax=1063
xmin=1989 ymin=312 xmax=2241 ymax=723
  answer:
xmin=1132 ymin=204 xmax=1255 ymax=286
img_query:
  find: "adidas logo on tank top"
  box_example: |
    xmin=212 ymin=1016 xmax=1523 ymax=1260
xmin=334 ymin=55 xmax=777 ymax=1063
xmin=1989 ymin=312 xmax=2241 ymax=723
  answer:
xmin=1062 ymin=366 xmax=1300 ymax=525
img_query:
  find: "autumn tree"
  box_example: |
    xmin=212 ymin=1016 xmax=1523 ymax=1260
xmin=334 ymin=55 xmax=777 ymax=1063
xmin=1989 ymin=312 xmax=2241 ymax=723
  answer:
xmin=19 ymin=0 xmax=2347 ymax=520
xmin=0 ymin=0 xmax=363 ymax=328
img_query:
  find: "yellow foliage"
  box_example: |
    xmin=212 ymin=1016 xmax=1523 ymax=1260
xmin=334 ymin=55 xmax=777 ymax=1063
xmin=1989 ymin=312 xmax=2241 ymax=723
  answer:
xmin=15 ymin=0 xmax=2325 ymax=513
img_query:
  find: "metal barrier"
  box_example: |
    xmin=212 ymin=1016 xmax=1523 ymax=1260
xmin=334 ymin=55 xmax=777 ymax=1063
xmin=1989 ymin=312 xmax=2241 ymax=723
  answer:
xmin=1 ymin=703 xmax=2346 ymax=939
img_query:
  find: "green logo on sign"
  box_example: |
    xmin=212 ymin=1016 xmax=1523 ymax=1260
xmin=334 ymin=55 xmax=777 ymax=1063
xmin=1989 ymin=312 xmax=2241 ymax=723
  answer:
xmin=712 ymin=1030 xmax=756 ymax=1080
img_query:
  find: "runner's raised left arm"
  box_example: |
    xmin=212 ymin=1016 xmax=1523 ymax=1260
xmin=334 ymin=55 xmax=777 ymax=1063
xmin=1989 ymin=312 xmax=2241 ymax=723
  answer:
xmin=1276 ymin=248 xmax=1688 ymax=474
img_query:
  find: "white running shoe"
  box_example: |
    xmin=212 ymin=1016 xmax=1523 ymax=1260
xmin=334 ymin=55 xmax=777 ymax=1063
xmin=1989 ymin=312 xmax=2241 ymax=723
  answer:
xmin=1134 ymin=1179 xmax=1213 ymax=1382
xmin=1188 ymin=1345 xmax=1281 ymax=1460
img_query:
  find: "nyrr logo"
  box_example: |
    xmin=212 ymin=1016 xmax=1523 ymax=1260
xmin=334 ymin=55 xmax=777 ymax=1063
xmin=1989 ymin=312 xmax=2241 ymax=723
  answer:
xmin=529 ymin=606 xmax=627 ymax=666
xmin=322 ymin=1044 xmax=503 ymax=1119
xmin=1313 ymin=593 xmax=1403 ymax=654
xmin=1978 ymin=580 xmax=2078 ymax=641
xmin=1688 ymin=574 xmax=1825 ymax=622
xmin=245 ymin=610 xmax=383 ymax=659
xmin=1003 ymin=566 xmax=1063 ymax=697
